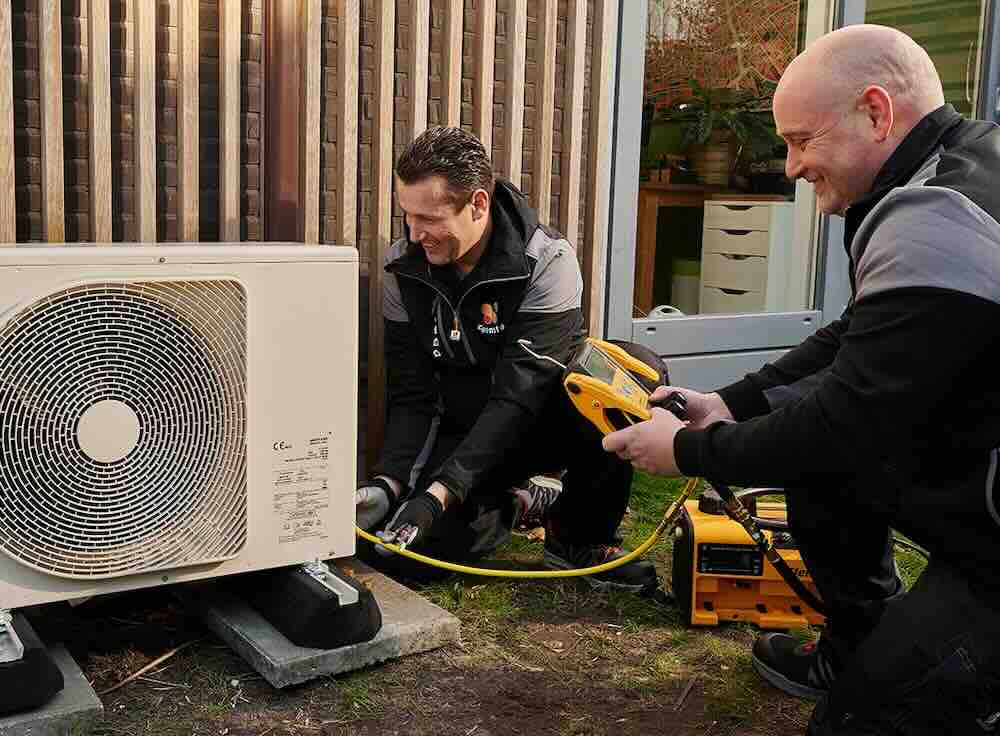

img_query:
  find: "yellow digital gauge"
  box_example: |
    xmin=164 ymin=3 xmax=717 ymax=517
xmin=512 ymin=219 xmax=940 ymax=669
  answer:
xmin=563 ymin=338 xmax=664 ymax=436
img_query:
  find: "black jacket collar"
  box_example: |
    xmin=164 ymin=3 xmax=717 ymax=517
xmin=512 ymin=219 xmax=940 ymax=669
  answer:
xmin=844 ymin=104 xmax=965 ymax=246
xmin=387 ymin=179 xmax=537 ymax=285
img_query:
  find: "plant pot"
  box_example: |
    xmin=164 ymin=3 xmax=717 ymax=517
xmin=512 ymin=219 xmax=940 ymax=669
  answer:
xmin=687 ymin=130 xmax=738 ymax=187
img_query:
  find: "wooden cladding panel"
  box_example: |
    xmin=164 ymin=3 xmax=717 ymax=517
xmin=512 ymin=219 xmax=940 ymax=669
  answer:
xmin=219 ymin=0 xmax=241 ymax=242
xmin=133 ymin=0 xmax=157 ymax=242
xmin=473 ymin=0 xmax=495 ymax=150
xmin=337 ymin=0 xmax=360 ymax=246
xmin=559 ymin=0 xmax=586 ymax=243
xmin=501 ymin=0 xmax=527 ymax=186
xmin=367 ymin=0 xmax=396 ymax=471
xmin=410 ymin=0 xmax=430 ymax=138
xmin=177 ymin=0 xmax=199 ymax=241
xmin=38 ymin=0 xmax=65 ymax=242
xmin=531 ymin=0 xmax=556 ymax=225
xmin=584 ymin=0 xmax=615 ymax=332
xmin=442 ymin=0 xmax=463 ymax=127
xmin=88 ymin=0 xmax=113 ymax=242
xmin=299 ymin=0 xmax=321 ymax=243
xmin=0 ymin=2 xmax=14 ymax=243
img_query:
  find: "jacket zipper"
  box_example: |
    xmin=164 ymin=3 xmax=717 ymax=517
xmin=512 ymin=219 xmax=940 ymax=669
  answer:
xmin=392 ymin=270 xmax=529 ymax=366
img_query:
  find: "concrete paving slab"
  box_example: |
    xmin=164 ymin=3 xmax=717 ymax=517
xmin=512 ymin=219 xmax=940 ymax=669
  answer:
xmin=196 ymin=557 xmax=460 ymax=688
xmin=0 ymin=644 xmax=103 ymax=736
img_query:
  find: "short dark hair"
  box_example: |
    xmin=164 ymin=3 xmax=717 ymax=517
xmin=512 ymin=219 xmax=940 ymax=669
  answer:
xmin=395 ymin=127 xmax=496 ymax=209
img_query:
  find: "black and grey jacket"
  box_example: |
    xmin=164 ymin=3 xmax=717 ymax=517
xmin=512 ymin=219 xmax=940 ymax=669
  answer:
xmin=372 ymin=179 xmax=584 ymax=502
xmin=675 ymin=105 xmax=1000 ymax=494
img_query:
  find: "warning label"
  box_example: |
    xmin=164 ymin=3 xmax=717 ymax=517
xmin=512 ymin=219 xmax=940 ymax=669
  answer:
xmin=272 ymin=432 xmax=332 ymax=544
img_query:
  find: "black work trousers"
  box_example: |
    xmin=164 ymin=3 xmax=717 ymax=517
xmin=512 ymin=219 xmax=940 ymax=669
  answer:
xmin=359 ymin=341 xmax=668 ymax=581
xmin=786 ymin=464 xmax=1000 ymax=735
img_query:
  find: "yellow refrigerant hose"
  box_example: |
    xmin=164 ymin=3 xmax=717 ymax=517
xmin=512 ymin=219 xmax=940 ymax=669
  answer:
xmin=354 ymin=476 xmax=700 ymax=578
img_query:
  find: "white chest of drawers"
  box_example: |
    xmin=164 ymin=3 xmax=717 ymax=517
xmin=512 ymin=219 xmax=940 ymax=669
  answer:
xmin=699 ymin=199 xmax=796 ymax=314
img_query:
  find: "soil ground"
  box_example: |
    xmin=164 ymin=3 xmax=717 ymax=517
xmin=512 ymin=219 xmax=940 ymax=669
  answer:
xmin=27 ymin=475 xmax=924 ymax=736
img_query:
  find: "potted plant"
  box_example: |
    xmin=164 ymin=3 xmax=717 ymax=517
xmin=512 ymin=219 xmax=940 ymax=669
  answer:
xmin=667 ymin=79 xmax=782 ymax=187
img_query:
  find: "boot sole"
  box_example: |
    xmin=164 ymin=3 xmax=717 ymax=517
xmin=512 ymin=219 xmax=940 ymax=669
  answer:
xmin=751 ymin=654 xmax=828 ymax=700
xmin=542 ymin=550 xmax=649 ymax=593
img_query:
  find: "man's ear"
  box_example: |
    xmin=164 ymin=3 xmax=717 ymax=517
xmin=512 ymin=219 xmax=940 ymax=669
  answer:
xmin=470 ymin=189 xmax=490 ymax=221
xmin=859 ymin=85 xmax=894 ymax=142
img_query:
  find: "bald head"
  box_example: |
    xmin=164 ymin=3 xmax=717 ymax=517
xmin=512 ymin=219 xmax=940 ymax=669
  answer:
xmin=778 ymin=25 xmax=944 ymax=127
xmin=774 ymin=26 xmax=946 ymax=215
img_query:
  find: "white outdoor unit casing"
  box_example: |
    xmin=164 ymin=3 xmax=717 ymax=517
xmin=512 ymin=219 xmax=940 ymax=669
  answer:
xmin=0 ymin=244 xmax=358 ymax=608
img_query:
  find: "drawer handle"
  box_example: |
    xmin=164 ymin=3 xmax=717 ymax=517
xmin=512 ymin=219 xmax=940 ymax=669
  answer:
xmin=720 ymin=229 xmax=752 ymax=235
xmin=723 ymin=205 xmax=753 ymax=211
xmin=719 ymin=288 xmax=749 ymax=295
xmin=720 ymin=254 xmax=750 ymax=261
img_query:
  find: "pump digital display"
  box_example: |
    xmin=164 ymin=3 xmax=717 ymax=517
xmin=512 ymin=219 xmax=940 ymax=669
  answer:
xmin=582 ymin=344 xmax=616 ymax=384
xmin=697 ymin=543 xmax=764 ymax=576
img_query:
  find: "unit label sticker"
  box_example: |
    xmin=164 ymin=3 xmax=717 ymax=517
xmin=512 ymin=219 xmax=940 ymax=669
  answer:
xmin=272 ymin=432 xmax=332 ymax=544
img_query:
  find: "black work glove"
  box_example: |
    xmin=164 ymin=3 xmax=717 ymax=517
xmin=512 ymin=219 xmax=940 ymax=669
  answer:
xmin=354 ymin=478 xmax=398 ymax=531
xmin=375 ymin=492 xmax=444 ymax=555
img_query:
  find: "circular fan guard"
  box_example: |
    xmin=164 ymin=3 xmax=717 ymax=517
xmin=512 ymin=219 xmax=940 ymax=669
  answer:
xmin=0 ymin=280 xmax=248 ymax=579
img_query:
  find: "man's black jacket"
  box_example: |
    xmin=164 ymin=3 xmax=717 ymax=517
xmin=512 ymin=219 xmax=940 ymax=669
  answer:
xmin=373 ymin=179 xmax=585 ymax=501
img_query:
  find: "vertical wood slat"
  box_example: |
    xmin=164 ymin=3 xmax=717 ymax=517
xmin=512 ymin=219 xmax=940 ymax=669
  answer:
xmin=134 ymin=0 xmax=156 ymax=242
xmin=0 ymin=1 xmax=15 ymax=243
xmin=583 ymin=0 xmax=615 ymax=332
xmin=559 ymin=0 xmax=586 ymax=242
xmin=39 ymin=1 xmax=65 ymax=242
xmin=409 ymin=0 xmax=430 ymax=138
xmin=178 ymin=0 xmax=199 ymax=241
xmin=473 ymin=0 xmax=495 ymax=149
xmin=220 ymin=0 xmax=241 ymax=242
xmin=88 ymin=0 xmax=113 ymax=242
xmin=501 ymin=0 xmax=526 ymax=185
xmin=299 ymin=0 xmax=321 ymax=243
xmin=442 ymin=0 xmax=463 ymax=127
xmin=532 ymin=0 xmax=556 ymax=224
xmin=336 ymin=0 xmax=359 ymax=245
xmin=367 ymin=0 xmax=396 ymax=473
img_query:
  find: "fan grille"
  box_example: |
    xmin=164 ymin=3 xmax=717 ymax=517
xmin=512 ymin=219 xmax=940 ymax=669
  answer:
xmin=0 ymin=280 xmax=248 ymax=579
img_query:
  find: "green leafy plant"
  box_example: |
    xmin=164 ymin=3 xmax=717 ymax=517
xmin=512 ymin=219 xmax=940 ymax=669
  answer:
xmin=665 ymin=79 xmax=782 ymax=164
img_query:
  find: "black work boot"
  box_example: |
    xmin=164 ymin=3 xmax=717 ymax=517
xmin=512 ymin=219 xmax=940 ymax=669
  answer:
xmin=752 ymin=633 xmax=841 ymax=700
xmin=512 ymin=475 xmax=562 ymax=531
xmin=543 ymin=526 xmax=658 ymax=592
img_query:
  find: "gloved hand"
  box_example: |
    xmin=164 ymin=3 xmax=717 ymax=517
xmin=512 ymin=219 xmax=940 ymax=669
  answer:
xmin=354 ymin=478 xmax=398 ymax=531
xmin=375 ymin=492 xmax=444 ymax=555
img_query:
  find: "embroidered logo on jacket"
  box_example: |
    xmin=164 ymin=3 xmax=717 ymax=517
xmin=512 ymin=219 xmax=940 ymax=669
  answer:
xmin=478 ymin=302 xmax=504 ymax=335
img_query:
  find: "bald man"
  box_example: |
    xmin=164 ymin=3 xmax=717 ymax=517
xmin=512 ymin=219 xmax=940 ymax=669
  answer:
xmin=606 ymin=25 xmax=1000 ymax=735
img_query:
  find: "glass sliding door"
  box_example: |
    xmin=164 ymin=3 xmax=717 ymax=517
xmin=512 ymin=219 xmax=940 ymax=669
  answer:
xmin=607 ymin=0 xmax=836 ymax=391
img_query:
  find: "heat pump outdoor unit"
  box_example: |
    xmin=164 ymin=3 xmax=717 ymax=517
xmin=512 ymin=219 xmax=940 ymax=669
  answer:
xmin=0 ymin=244 xmax=359 ymax=609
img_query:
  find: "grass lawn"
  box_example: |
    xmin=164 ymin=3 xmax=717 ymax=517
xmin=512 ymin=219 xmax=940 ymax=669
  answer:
xmin=43 ymin=472 xmax=926 ymax=736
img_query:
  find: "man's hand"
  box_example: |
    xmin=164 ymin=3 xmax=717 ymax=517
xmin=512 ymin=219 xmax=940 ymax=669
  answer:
xmin=376 ymin=491 xmax=445 ymax=555
xmin=650 ymin=386 xmax=734 ymax=429
xmin=354 ymin=476 xmax=401 ymax=531
xmin=602 ymin=407 xmax=686 ymax=476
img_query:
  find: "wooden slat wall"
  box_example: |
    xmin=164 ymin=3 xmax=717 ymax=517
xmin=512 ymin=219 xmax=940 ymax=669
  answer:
xmin=38 ymin=0 xmax=65 ymax=242
xmin=299 ymin=0 xmax=322 ymax=243
xmin=0 ymin=1 xmax=14 ymax=244
xmin=474 ymin=0 xmax=496 ymax=149
xmin=532 ymin=0 xmax=556 ymax=225
xmin=501 ymin=0 xmax=527 ymax=186
xmin=177 ymin=0 xmax=199 ymax=242
xmin=12 ymin=0 xmax=615 ymax=472
xmin=336 ymin=0 xmax=360 ymax=246
xmin=133 ymin=0 xmax=157 ymax=242
xmin=219 ymin=0 xmax=242 ymax=242
xmin=88 ymin=0 xmax=113 ymax=242
xmin=366 ymin=0 xmax=396 ymax=471
xmin=410 ymin=0 xmax=430 ymax=137
xmin=584 ymin=0 xmax=616 ymax=332
xmin=442 ymin=0 xmax=463 ymax=127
